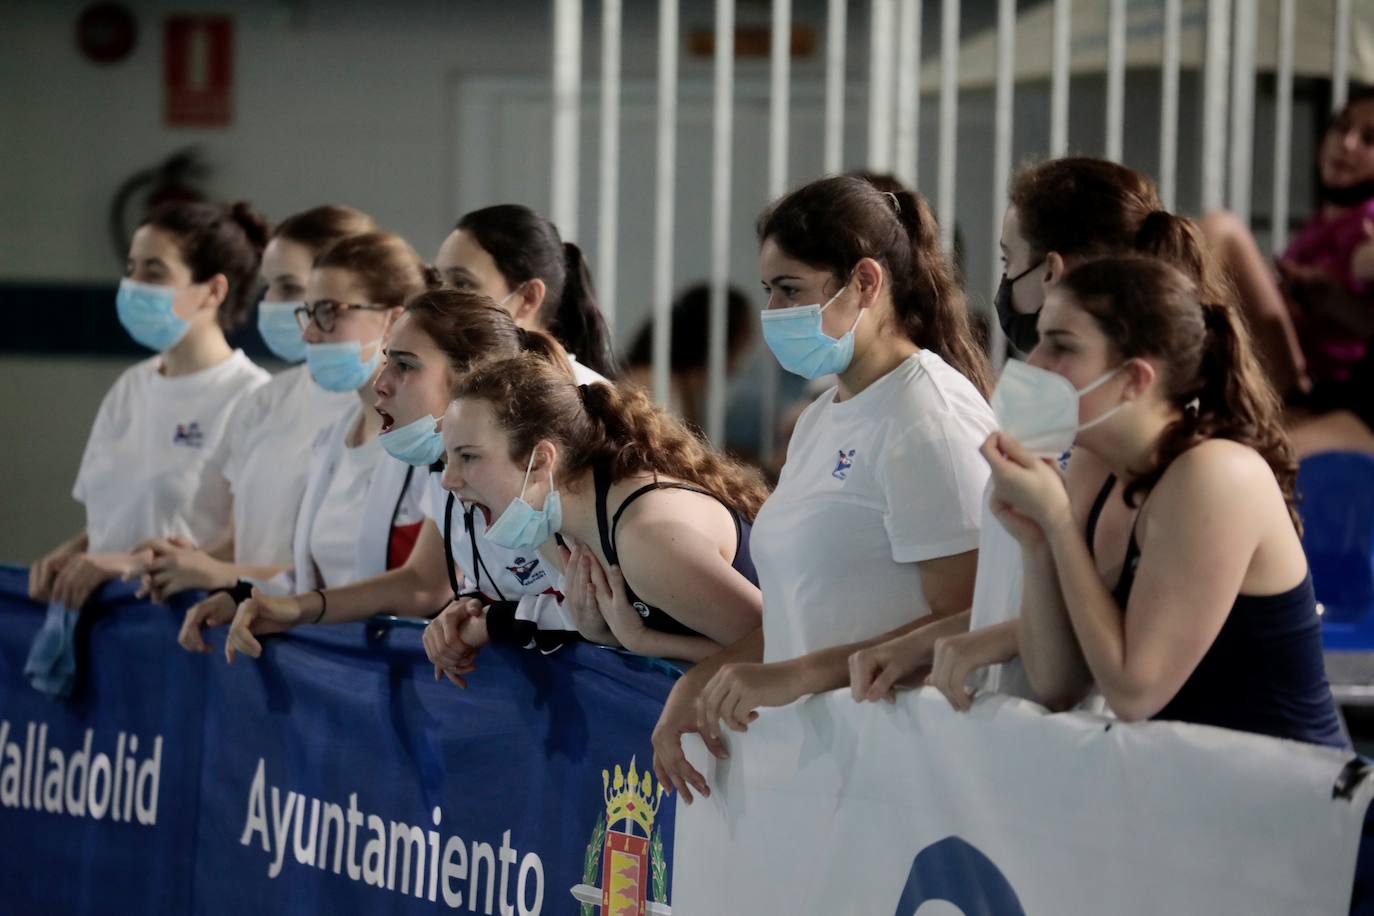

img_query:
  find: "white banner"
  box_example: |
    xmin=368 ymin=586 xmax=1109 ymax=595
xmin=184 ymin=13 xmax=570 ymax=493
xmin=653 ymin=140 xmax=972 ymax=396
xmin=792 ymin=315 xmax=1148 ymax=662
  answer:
xmin=672 ymin=690 xmax=1370 ymax=915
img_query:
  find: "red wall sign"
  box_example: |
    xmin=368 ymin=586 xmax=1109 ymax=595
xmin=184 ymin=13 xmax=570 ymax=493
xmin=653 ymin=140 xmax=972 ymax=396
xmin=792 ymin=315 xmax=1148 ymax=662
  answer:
xmin=163 ymin=16 xmax=233 ymax=127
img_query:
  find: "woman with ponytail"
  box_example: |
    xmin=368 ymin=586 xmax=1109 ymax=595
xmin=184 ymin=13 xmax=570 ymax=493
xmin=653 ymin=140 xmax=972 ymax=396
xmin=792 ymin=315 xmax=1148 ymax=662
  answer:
xmin=435 ymin=204 xmax=617 ymax=381
xmin=132 ymin=205 xmax=375 ymax=602
xmin=30 ymin=201 xmax=272 ymax=610
xmin=436 ymin=353 xmax=764 ymax=672
xmin=652 ymin=176 xmax=997 ymax=802
xmin=852 ymin=159 xmax=1236 ymax=710
xmin=954 ymin=255 xmax=1342 ymax=746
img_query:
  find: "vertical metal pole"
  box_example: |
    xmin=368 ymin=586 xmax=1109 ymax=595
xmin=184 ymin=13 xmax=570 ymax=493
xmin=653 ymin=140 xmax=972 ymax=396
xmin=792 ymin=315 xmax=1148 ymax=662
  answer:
xmin=596 ymin=0 xmax=622 ymax=331
xmin=1273 ymin=0 xmax=1296 ymax=250
xmin=707 ymin=0 xmax=734 ymax=445
xmin=551 ymin=0 xmax=582 ymax=240
xmin=1160 ymin=0 xmax=1181 ymax=209
xmin=1334 ymin=0 xmax=1352 ymax=111
xmin=938 ymin=0 xmax=959 ymax=253
xmin=1050 ymin=0 xmax=1071 ymax=156
xmin=1228 ymin=0 xmax=1256 ymax=225
xmin=762 ymin=0 xmax=791 ymax=467
xmin=868 ymin=0 xmax=897 ymax=172
xmin=825 ymin=0 xmax=847 ymax=173
xmin=1200 ymin=0 xmax=1232 ymax=214
xmin=894 ymin=0 xmax=922 ymax=188
xmin=991 ymin=0 xmax=1015 ymax=370
xmin=1105 ymin=0 xmax=1126 ymax=162
xmin=652 ymin=0 xmax=678 ymax=405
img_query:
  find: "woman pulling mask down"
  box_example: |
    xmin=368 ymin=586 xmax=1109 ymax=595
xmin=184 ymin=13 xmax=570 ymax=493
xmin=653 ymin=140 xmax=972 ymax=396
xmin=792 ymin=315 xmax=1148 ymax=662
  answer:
xmin=179 ymin=292 xmax=587 ymax=671
xmin=174 ymin=231 xmax=433 ymax=653
xmin=427 ymin=353 xmax=767 ymax=675
xmin=131 ymin=205 xmax=374 ymax=602
xmin=652 ymin=176 xmax=997 ymax=803
xmin=30 ymin=201 xmax=271 ymax=610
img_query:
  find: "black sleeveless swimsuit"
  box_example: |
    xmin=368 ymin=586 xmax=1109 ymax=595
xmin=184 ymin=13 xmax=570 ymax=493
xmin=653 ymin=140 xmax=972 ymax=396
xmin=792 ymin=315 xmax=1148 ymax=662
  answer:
xmin=1084 ymin=474 xmax=1345 ymax=748
xmin=592 ymin=458 xmax=758 ymax=638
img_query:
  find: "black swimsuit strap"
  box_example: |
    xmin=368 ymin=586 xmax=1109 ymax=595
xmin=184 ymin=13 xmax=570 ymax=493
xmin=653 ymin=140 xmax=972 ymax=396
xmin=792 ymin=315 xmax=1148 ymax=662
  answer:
xmin=1084 ymin=474 xmax=1117 ymax=559
xmin=593 ymin=459 xmax=742 ymax=567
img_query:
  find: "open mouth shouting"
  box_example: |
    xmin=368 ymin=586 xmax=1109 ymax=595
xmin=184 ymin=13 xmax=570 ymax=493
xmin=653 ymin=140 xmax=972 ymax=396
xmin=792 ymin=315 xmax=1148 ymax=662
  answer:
xmin=376 ymin=407 xmax=396 ymax=433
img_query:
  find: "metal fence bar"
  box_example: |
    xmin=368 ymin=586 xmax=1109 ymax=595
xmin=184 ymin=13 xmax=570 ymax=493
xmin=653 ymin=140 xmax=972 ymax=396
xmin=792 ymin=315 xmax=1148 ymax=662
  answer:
xmin=825 ymin=0 xmax=847 ymax=173
xmin=596 ymin=0 xmax=621 ymax=331
xmin=1050 ymin=0 xmax=1071 ymax=156
xmin=938 ymin=0 xmax=959 ymax=253
xmin=652 ymin=0 xmax=678 ymax=404
xmin=894 ymin=0 xmax=922 ymax=188
xmin=707 ymin=0 xmax=734 ymax=445
xmin=868 ymin=0 xmax=897 ymax=171
xmin=1273 ymin=0 xmax=1296 ymax=250
xmin=1105 ymin=0 xmax=1126 ymax=162
xmin=1160 ymin=0 xmax=1181 ymax=209
xmin=1200 ymin=0 xmax=1232 ymax=213
xmin=551 ymin=0 xmax=582 ymax=240
xmin=1228 ymin=0 xmax=1256 ymax=225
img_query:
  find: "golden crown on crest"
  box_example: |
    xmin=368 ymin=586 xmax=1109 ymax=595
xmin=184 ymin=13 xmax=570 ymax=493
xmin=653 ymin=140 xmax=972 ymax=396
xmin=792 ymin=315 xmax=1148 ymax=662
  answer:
xmin=602 ymin=756 xmax=662 ymax=837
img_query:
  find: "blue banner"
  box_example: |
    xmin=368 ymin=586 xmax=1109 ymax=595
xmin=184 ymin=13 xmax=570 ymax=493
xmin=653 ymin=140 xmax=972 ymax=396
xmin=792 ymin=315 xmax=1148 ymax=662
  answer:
xmin=0 ymin=566 xmax=677 ymax=915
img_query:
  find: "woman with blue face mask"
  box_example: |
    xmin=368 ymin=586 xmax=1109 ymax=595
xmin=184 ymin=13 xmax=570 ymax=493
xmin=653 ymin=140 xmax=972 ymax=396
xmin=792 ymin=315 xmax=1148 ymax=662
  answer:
xmin=130 ymin=205 xmax=375 ymax=604
xmin=177 ymin=293 xmax=579 ymax=667
xmin=29 ymin=201 xmax=272 ymax=611
xmin=946 ymin=255 xmax=1343 ymax=748
xmin=653 ymin=176 xmax=998 ymax=804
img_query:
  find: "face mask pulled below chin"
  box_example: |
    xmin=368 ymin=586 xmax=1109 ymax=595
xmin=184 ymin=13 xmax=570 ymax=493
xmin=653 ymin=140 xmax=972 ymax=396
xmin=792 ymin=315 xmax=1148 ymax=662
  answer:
xmin=306 ymin=338 xmax=382 ymax=392
xmin=760 ymin=285 xmax=863 ymax=379
xmin=991 ymin=359 xmax=1126 ymax=457
xmin=379 ymin=413 xmax=444 ymax=467
xmin=484 ymin=451 xmax=562 ymax=551
xmin=116 ymin=278 xmax=192 ymax=353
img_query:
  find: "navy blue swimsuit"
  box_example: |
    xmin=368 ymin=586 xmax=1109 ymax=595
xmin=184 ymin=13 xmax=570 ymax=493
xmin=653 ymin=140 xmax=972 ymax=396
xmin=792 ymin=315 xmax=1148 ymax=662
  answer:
xmin=1085 ymin=475 xmax=1346 ymax=748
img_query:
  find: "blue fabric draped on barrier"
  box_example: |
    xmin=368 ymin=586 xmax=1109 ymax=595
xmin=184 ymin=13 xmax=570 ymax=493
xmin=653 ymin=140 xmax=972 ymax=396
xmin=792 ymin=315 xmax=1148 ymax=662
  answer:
xmin=0 ymin=566 xmax=677 ymax=915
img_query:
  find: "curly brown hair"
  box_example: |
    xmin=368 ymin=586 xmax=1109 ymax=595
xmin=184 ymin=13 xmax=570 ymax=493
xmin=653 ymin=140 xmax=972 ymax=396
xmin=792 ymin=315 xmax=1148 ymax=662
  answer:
xmin=1060 ymin=255 xmax=1298 ymax=530
xmin=451 ymin=353 xmax=771 ymax=519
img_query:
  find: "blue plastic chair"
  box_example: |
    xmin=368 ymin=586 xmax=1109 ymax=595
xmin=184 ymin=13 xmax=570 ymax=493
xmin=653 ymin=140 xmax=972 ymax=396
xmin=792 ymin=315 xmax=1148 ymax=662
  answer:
xmin=1298 ymin=452 xmax=1374 ymax=650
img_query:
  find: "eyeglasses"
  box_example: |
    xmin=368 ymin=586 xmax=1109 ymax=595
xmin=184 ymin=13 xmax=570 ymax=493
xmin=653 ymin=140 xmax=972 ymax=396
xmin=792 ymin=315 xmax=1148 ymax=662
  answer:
xmin=295 ymin=300 xmax=389 ymax=333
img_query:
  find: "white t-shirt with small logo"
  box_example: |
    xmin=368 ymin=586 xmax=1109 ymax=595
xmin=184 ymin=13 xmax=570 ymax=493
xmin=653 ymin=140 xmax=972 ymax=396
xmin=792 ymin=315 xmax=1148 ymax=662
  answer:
xmin=197 ymin=364 xmax=354 ymax=566
xmin=752 ymin=350 xmax=996 ymax=663
xmin=74 ymin=351 xmax=269 ymax=553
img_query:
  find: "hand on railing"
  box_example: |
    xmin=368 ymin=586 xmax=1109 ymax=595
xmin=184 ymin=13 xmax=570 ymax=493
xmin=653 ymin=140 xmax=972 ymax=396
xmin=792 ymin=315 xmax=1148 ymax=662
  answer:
xmin=848 ymin=633 xmax=931 ymax=706
xmin=225 ymin=589 xmax=302 ymax=663
xmin=128 ymin=536 xmax=236 ymax=604
xmin=422 ymin=598 xmax=484 ymax=688
xmin=178 ymin=592 xmax=238 ymax=654
xmin=28 ymin=537 xmax=85 ymax=602
xmin=48 ymin=550 xmax=152 ymax=611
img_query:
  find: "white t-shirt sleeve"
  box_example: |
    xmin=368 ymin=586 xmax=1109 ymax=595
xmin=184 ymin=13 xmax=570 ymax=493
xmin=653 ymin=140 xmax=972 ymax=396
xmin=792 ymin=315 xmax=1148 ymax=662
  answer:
xmin=879 ymin=412 xmax=991 ymax=564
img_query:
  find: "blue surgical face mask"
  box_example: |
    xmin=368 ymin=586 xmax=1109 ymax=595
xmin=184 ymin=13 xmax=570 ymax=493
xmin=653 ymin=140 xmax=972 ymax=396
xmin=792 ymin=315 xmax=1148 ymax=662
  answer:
xmin=257 ymin=300 xmax=308 ymax=362
xmin=379 ymin=413 xmax=444 ymax=467
xmin=116 ymin=278 xmax=192 ymax=352
xmin=759 ymin=284 xmax=864 ymax=379
xmin=306 ymin=338 xmax=382 ymax=392
xmin=484 ymin=451 xmax=562 ymax=551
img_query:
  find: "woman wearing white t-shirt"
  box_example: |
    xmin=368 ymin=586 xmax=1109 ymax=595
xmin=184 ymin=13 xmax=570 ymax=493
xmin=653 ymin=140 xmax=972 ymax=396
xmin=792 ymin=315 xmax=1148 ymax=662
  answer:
xmin=435 ymin=204 xmax=617 ymax=382
xmin=132 ymin=205 xmax=373 ymax=601
xmin=848 ymin=159 xmax=1239 ymax=710
xmin=176 ymin=292 xmax=587 ymax=663
xmin=29 ymin=201 xmax=271 ymax=610
xmin=654 ymin=176 xmax=997 ymax=802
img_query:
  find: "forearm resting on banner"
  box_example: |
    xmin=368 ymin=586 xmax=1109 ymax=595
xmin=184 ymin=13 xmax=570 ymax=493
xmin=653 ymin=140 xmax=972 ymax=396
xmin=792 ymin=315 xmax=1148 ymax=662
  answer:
xmin=1017 ymin=541 xmax=1093 ymax=712
xmin=315 ymin=520 xmax=453 ymax=622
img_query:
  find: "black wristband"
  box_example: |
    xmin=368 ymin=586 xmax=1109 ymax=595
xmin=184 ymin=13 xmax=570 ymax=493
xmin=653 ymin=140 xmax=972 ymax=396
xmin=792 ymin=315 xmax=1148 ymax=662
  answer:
xmin=212 ymin=579 xmax=254 ymax=604
xmin=311 ymin=588 xmax=327 ymax=624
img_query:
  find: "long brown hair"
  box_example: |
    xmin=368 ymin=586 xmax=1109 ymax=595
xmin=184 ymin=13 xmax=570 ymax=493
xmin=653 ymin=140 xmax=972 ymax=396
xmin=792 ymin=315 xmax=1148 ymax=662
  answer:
xmin=1060 ymin=255 xmax=1298 ymax=528
xmin=451 ymin=354 xmax=770 ymax=520
xmin=313 ymin=231 xmax=439 ymax=308
xmin=404 ymin=289 xmax=571 ymax=376
xmin=757 ymin=175 xmax=993 ymax=395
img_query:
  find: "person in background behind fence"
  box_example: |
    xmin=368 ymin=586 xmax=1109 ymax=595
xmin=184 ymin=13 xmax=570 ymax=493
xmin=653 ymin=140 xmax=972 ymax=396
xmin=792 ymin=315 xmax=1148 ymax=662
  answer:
xmin=28 ymin=201 xmax=271 ymax=611
xmin=1202 ymin=87 xmax=1374 ymax=457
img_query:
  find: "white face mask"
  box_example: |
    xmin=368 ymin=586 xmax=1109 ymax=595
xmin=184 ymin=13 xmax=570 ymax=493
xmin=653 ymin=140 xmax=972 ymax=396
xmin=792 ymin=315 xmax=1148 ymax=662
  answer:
xmin=991 ymin=359 xmax=1127 ymax=458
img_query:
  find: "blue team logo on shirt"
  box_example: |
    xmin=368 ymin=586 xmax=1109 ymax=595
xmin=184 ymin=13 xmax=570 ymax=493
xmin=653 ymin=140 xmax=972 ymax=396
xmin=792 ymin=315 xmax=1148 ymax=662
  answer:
xmin=172 ymin=422 xmax=204 ymax=447
xmin=832 ymin=448 xmax=857 ymax=480
xmin=506 ymin=557 xmax=546 ymax=587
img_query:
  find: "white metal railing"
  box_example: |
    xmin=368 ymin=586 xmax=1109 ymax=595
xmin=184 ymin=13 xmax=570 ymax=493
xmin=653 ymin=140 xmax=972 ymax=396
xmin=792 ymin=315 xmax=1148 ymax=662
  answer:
xmin=542 ymin=0 xmax=1361 ymax=452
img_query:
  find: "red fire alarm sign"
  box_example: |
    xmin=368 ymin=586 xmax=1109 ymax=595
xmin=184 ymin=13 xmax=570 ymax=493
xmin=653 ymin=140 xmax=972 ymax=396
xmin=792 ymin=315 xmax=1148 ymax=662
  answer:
xmin=163 ymin=16 xmax=233 ymax=127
